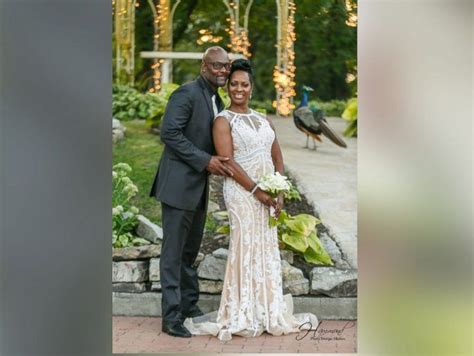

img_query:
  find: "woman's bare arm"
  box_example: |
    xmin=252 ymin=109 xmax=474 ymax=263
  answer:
xmin=213 ymin=117 xmax=276 ymax=208
xmin=266 ymin=116 xmax=285 ymax=216
xmin=266 ymin=117 xmax=284 ymax=174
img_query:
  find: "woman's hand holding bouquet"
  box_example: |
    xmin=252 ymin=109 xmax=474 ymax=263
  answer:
xmin=255 ymin=172 xmax=293 ymax=223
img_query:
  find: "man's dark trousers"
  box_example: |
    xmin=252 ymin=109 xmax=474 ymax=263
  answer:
xmin=159 ymin=190 xmax=206 ymax=324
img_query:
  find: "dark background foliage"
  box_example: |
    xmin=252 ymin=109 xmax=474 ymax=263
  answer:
xmin=131 ymin=0 xmax=357 ymax=102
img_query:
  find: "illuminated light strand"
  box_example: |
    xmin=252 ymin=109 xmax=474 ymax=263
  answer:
xmin=114 ymin=0 xmax=136 ymax=85
xmin=223 ymin=0 xmax=253 ymax=58
xmin=345 ymin=0 xmax=357 ymax=27
xmin=197 ymin=29 xmax=223 ymax=45
xmin=150 ymin=1 xmax=170 ymax=92
xmin=273 ymin=0 xmax=296 ymax=116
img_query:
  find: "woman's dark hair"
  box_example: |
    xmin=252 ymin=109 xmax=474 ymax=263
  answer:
xmin=229 ymin=59 xmax=254 ymax=85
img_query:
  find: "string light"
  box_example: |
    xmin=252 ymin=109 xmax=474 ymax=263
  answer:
xmin=223 ymin=0 xmax=252 ymax=58
xmin=149 ymin=0 xmax=170 ymax=92
xmin=345 ymin=0 xmax=357 ymax=27
xmin=114 ymin=0 xmax=136 ymax=85
xmin=273 ymin=0 xmax=296 ymax=116
xmin=197 ymin=29 xmax=223 ymax=45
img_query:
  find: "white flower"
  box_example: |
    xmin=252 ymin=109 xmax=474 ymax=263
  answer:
xmin=257 ymin=172 xmax=291 ymax=195
xmin=121 ymin=177 xmax=132 ymax=185
xmin=130 ymin=206 xmax=139 ymax=214
xmin=113 ymin=163 xmax=132 ymax=172
xmin=112 ymin=171 xmax=118 ymax=179
xmin=124 ymin=183 xmax=138 ymax=194
xmin=115 ymin=205 xmax=124 ymax=213
xmin=122 ymin=212 xmax=134 ymax=220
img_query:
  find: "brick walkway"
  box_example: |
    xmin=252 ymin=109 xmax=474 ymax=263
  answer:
xmin=113 ymin=317 xmax=357 ymax=353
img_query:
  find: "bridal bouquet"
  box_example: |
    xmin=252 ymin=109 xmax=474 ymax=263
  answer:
xmin=257 ymin=172 xmax=292 ymax=196
xmin=256 ymin=172 xmax=293 ymax=221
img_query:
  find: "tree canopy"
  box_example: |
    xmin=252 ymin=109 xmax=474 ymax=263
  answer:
xmin=131 ymin=0 xmax=357 ymax=102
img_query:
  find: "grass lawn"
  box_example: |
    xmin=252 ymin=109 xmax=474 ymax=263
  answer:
xmin=113 ymin=120 xmax=163 ymax=225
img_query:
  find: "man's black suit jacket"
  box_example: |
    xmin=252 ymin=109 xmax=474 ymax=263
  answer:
xmin=149 ymin=75 xmax=224 ymax=211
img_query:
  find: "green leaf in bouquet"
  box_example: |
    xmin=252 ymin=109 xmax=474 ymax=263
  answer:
xmin=285 ymin=185 xmax=301 ymax=201
xmin=270 ymin=209 xmax=289 ymax=228
xmin=269 ymin=216 xmax=278 ymax=227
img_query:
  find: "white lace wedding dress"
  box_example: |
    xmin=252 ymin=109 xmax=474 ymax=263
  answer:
xmin=183 ymin=109 xmax=319 ymax=341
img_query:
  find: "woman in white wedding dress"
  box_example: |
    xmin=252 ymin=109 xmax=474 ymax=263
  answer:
xmin=183 ymin=59 xmax=318 ymax=341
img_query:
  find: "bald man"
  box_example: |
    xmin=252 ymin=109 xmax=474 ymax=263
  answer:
xmin=149 ymin=46 xmax=233 ymax=337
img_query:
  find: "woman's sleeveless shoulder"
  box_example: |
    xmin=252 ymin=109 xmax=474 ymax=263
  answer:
xmin=214 ymin=109 xmax=233 ymax=123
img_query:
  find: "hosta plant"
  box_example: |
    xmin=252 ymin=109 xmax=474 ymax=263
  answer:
xmin=270 ymin=211 xmax=333 ymax=265
xmin=214 ymin=209 xmax=332 ymax=266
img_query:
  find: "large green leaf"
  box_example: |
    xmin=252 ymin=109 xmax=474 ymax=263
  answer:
xmin=343 ymin=120 xmax=357 ymax=137
xmin=285 ymin=214 xmax=320 ymax=236
xmin=270 ymin=209 xmax=289 ymax=227
xmin=282 ymin=231 xmax=309 ymax=253
xmin=132 ymin=237 xmax=151 ymax=246
xmin=218 ymin=87 xmax=231 ymax=108
xmin=342 ymin=98 xmax=358 ymax=121
xmin=213 ymin=211 xmax=229 ymax=220
xmin=304 ymin=232 xmax=333 ymax=265
xmin=118 ymin=234 xmax=129 ymax=248
xmin=216 ymin=224 xmax=230 ymax=234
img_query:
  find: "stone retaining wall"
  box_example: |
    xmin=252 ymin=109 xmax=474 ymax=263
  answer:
xmin=112 ymin=215 xmax=357 ymax=319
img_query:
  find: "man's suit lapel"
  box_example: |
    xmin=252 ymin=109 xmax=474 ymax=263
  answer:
xmin=216 ymin=92 xmax=225 ymax=112
xmin=197 ymin=76 xmax=214 ymax=118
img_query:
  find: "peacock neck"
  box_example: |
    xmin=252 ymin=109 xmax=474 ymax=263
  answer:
xmin=301 ymin=92 xmax=309 ymax=106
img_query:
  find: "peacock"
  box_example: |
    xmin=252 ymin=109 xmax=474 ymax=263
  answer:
xmin=293 ymin=86 xmax=347 ymax=150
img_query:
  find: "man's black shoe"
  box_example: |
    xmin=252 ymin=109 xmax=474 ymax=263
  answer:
xmin=161 ymin=321 xmax=192 ymax=338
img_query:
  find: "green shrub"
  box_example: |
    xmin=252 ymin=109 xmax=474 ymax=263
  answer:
xmin=112 ymin=83 xmax=181 ymax=130
xmin=250 ymin=99 xmax=276 ymax=114
xmin=308 ymin=99 xmax=347 ymax=117
xmin=342 ymin=98 xmax=357 ymax=137
xmin=145 ymin=83 xmax=179 ymax=131
xmin=159 ymin=83 xmax=180 ymax=101
xmin=112 ymin=84 xmax=167 ymax=124
xmin=112 ymin=163 xmax=150 ymax=248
